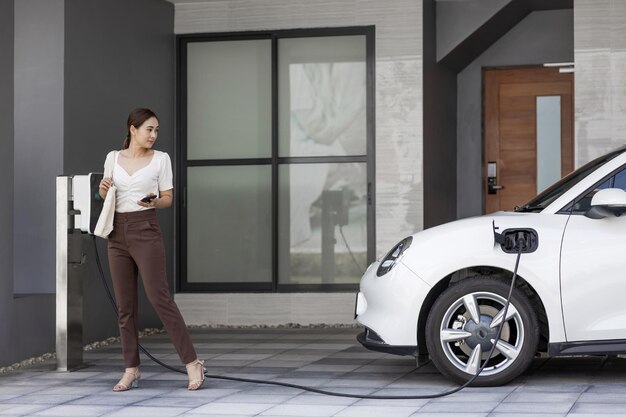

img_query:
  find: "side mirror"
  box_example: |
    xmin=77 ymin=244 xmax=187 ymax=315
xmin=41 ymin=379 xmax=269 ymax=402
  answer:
xmin=585 ymin=188 xmax=626 ymax=219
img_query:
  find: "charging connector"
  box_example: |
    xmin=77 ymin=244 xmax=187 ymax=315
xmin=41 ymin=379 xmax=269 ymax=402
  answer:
xmin=493 ymin=221 xmax=538 ymax=254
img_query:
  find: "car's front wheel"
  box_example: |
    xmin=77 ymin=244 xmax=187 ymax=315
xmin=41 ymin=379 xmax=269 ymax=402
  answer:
xmin=425 ymin=277 xmax=538 ymax=386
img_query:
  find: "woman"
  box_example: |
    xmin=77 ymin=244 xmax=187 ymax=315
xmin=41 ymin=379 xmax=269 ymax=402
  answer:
xmin=98 ymin=108 xmax=205 ymax=392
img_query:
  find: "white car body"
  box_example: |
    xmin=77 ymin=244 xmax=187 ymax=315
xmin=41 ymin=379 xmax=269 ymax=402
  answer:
xmin=356 ymin=146 xmax=626 ymax=385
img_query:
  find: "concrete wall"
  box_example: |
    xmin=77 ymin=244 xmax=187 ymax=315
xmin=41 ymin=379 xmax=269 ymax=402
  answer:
xmin=574 ymin=0 xmax=626 ymax=164
xmin=457 ymin=10 xmax=574 ymax=218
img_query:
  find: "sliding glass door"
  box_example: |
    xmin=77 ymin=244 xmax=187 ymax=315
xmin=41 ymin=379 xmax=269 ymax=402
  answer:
xmin=178 ymin=27 xmax=374 ymax=291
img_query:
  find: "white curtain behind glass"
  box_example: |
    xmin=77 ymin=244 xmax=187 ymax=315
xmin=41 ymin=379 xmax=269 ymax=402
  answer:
xmin=288 ymin=62 xmax=366 ymax=246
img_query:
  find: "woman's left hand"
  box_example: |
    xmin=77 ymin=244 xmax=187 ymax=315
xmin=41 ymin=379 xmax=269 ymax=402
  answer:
xmin=137 ymin=194 xmax=158 ymax=208
xmin=137 ymin=189 xmax=173 ymax=209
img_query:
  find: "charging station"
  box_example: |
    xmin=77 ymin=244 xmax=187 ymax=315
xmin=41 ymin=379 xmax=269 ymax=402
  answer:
xmin=55 ymin=173 xmax=102 ymax=371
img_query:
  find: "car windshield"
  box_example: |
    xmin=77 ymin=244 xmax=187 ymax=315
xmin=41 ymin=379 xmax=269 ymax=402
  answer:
xmin=515 ymin=146 xmax=626 ymax=212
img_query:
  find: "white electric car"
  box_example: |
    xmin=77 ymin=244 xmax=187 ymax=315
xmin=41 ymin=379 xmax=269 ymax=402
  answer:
xmin=356 ymin=145 xmax=626 ymax=386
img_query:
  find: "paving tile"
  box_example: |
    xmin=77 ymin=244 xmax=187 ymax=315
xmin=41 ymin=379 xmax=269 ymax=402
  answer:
xmin=2 ymin=394 xmax=87 ymax=405
xmin=32 ymin=405 xmax=119 ymax=416
xmin=32 ymin=386 xmax=108 ymax=396
xmin=296 ymin=364 xmax=361 ymax=373
xmin=568 ymin=414 xmax=626 ymax=417
xmin=428 ymin=391 xmax=510 ymax=402
xmin=186 ymin=402 xmax=275 ymax=415
xmin=585 ymin=383 xmax=626 ymax=393
xmin=336 ymin=405 xmax=420 ymax=417
xmin=503 ymin=392 xmax=580 ymax=403
xmin=282 ymin=393 xmax=358 ymax=406
xmin=577 ymin=392 xmax=626 ymax=403
xmin=570 ymin=402 xmax=626 ymax=414
xmin=5 ymin=328 xmax=626 ymax=417
xmin=513 ymin=382 xmax=589 ymax=393
xmin=132 ymin=396 xmax=214 ymax=408
xmin=493 ymin=402 xmax=575 ymax=413
xmin=489 ymin=414 xmax=567 ymax=417
xmin=417 ymin=401 xmax=499 ymax=413
xmin=0 ymin=404 xmax=51 ymax=416
xmin=212 ymin=393 xmax=296 ymax=404
xmin=258 ymin=404 xmax=347 ymax=416
xmin=410 ymin=414 xmax=488 ymax=417
xmin=352 ymin=397 xmax=429 ymax=408
xmin=102 ymin=406 xmax=190 ymax=416
xmin=0 ymin=385 xmax=46 ymax=396
xmin=67 ymin=394 xmax=147 ymax=407
xmin=160 ymin=387 xmax=242 ymax=399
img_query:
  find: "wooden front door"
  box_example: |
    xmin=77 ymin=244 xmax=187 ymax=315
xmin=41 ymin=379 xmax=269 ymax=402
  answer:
xmin=484 ymin=67 xmax=574 ymax=213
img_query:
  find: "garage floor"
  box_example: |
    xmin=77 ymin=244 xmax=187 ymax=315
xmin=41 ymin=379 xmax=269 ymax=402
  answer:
xmin=1 ymin=327 xmax=626 ymax=416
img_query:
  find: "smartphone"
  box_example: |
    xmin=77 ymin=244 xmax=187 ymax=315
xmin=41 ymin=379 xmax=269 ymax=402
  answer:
xmin=140 ymin=195 xmax=157 ymax=203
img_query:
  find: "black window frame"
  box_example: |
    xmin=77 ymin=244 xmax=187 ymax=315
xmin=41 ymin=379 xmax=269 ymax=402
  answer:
xmin=176 ymin=26 xmax=376 ymax=293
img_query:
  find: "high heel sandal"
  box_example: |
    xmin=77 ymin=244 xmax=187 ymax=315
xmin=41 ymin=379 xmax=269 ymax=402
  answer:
xmin=186 ymin=359 xmax=206 ymax=391
xmin=113 ymin=368 xmax=141 ymax=392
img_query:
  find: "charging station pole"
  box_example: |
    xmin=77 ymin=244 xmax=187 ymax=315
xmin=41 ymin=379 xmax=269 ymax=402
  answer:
xmin=56 ymin=176 xmax=84 ymax=371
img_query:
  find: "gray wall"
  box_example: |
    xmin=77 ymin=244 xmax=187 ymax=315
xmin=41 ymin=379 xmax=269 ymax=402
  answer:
xmin=0 ymin=0 xmax=175 ymax=367
xmin=423 ymin=0 xmax=458 ymax=227
xmin=0 ymin=0 xmax=57 ymax=367
xmin=436 ymin=0 xmax=510 ymax=61
xmin=13 ymin=0 xmax=64 ymax=294
xmin=64 ymin=0 xmax=175 ymax=343
xmin=457 ymin=9 xmax=574 ymax=218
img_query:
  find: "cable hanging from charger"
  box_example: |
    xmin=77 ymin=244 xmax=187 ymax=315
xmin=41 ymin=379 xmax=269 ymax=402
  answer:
xmin=92 ymin=233 xmax=524 ymax=400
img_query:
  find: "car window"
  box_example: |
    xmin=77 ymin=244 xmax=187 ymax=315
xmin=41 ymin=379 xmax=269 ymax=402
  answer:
xmin=517 ymin=147 xmax=625 ymax=212
xmin=613 ymin=168 xmax=626 ymax=189
xmin=570 ymin=166 xmax=626 ymax=213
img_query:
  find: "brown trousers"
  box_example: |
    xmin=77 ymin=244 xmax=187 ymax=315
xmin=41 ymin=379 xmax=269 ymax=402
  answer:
xmin=108 ymin=209 xmax=196 ymax=368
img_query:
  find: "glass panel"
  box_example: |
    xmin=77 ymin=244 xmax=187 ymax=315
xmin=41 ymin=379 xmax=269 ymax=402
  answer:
xmin=278 ymin=163 xmax=367 ymax=284
xmin=278 ymin=36 xmax=367 ymax=157
xmin=187 ymin=165 xmax=272 ymax=283
xmin=614 ymin=169 xmax=626 ymax=190
xmin=536 ymin=96 xmax=562 ymax=193
xmin=187 ymin=40 xmax=272 ymax=159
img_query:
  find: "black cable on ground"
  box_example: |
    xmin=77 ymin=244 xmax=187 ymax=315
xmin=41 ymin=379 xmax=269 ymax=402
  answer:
xmin=92 ymin=235 xmax=523 ymax=399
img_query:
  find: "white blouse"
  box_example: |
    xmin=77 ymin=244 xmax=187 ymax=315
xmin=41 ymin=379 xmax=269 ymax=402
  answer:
xmin=103 ymin=150 xmax=173 ymax=213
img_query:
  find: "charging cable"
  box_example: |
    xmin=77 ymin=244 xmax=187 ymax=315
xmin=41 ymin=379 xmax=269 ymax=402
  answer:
xmin=92 ymin=234 xmax=524 ymax=399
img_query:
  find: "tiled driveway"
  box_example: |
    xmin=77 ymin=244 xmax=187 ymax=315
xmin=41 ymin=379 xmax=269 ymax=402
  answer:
xmin=1 ymin=327 xmax=626 ymax=416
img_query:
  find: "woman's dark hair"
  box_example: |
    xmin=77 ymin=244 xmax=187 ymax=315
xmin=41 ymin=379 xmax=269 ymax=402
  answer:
xmin=123 ymin=108 xmax=159 ymax=149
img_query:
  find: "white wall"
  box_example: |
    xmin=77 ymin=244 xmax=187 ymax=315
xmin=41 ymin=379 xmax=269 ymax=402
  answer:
xmin=574 ymin=0 xmax=626 ymax=165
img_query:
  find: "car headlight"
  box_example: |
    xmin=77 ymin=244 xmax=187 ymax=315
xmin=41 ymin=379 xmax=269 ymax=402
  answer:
xmin=376 ymin=236 xmax=413 ymax=277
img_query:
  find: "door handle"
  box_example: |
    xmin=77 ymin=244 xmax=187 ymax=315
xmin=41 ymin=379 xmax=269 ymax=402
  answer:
xmin=487 ymin=161 xmax=503 ymax=194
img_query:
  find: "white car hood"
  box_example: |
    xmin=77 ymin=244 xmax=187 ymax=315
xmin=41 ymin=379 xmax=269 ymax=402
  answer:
xmin=397 ymin=211 xmax=563 ymax=286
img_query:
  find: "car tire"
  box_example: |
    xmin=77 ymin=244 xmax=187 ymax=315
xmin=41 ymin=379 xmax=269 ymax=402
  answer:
xmin=425 ymin=276 xmax=539 ymax=386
